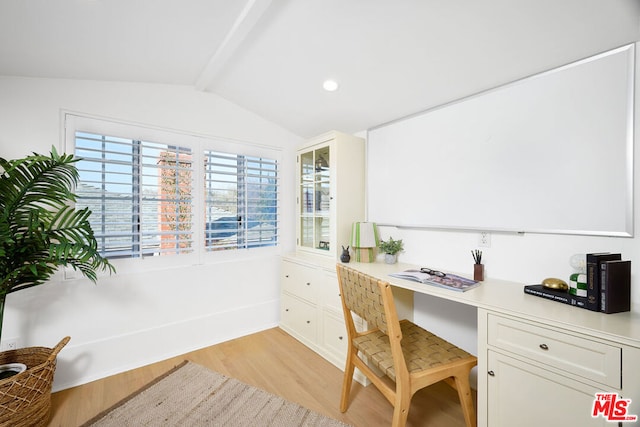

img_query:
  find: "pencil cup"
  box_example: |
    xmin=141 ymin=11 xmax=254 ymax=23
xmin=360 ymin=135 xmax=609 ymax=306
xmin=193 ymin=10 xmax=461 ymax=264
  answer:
xmin=474 ymin=264 xmax=484 ymax=281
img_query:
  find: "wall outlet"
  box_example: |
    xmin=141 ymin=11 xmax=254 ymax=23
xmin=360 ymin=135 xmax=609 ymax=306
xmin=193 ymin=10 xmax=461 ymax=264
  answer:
xmin=0 ymin=338 xmax=19 ymax=351
xmin=478 ymin=232 xmax=491 ymax=248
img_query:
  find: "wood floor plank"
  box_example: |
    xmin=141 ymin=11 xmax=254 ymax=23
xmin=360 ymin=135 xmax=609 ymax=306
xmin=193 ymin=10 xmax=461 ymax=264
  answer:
xmin=49 ymin=327 xmax=474 ymax=426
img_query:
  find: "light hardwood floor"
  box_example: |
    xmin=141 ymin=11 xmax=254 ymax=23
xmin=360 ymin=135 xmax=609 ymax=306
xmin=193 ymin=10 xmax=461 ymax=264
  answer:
xmin=49 ymin=327 xmax=475 ymax=426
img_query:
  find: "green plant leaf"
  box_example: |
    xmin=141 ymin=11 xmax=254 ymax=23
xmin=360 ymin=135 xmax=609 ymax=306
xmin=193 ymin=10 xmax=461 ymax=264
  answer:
xmin=0 ymin=147 xmax=115 ymax=306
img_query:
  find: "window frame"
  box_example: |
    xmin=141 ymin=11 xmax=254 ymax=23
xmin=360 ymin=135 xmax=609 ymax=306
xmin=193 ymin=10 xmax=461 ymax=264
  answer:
xmin=64 ymin=112 xmax=281 ymax=274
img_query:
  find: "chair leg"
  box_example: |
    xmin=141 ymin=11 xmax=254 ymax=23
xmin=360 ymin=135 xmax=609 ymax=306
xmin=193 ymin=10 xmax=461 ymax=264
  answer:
xmin=340 ymin=349 xmax=356 ymax=412
xmin=391 ymin=388 xmax=411 ymax=427
xmin=453 ymin=374 xmax=477 ymax=427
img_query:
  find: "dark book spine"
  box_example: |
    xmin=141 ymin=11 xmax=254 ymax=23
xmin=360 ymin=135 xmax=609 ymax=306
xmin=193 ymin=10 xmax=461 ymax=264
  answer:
xmin=586 ymin=254 xmax=603 ymax=311
xmin=600 ymin=262 xmax=608 ymax=312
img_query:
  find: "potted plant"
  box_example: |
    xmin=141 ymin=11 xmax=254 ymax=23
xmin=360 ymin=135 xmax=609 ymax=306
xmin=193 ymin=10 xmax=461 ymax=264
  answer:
xmin=378 ymin=237 xmax=404 ymax=264
xmin=0 ymin=147 xmax=114 ymax=425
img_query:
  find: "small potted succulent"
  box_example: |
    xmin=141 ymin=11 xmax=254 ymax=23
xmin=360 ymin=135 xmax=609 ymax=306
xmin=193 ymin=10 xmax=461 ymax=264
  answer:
xmin=378 ymin=237 xmax=404 ymax=264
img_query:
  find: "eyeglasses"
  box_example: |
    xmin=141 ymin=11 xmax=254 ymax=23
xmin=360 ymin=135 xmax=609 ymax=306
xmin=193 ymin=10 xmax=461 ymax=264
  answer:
xmin=420 ymin=267 xmax=446 ymax=277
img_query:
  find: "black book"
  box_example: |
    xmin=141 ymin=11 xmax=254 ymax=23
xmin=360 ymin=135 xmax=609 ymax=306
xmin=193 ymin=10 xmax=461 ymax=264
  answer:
xmin=524 ymin=284 xmax=588 ymax=309
xmin=586 ymin=253 xmax=621 ymax=311
xmin=600 ymin=260 xmax=631 ymax=314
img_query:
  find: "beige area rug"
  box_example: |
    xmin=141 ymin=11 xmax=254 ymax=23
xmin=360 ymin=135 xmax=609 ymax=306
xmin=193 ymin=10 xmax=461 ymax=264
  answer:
xmin=81 ymin=361 xmax=351 ymax=426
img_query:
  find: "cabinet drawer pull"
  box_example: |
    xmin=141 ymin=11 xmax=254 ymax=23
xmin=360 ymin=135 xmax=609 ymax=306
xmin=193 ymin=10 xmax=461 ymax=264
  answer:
xmin=338 ymin=336 xmax=343 ymax=340
xmin=306 ymin=320 xmax=311 ymax=324
xmin=306 ymin=282 xmax=311 ymax=286
xmin=539 ymin=344 xmax=549 ymax=350
xmin=488 ymin=370 xmax=495 ymax=377
xmin=285 ymin=275 xmax=289 ymax=278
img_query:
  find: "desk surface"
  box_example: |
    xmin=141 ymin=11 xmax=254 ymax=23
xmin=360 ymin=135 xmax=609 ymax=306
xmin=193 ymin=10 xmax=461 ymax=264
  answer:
xmin=345 ymin=261 xmax=640 ymax=348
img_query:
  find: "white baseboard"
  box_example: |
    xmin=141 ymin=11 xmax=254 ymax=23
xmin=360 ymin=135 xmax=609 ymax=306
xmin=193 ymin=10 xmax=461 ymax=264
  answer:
xmin=52 ymin=299 xmax=279 ymax=391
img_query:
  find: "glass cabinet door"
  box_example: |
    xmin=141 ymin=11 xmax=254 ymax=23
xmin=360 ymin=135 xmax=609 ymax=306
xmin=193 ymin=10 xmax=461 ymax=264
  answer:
xmin=299 ymin=145 xmax=331 ymax=252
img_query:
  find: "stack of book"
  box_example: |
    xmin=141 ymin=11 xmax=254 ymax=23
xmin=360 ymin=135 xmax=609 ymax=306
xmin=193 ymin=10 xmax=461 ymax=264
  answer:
xmin=524 ymin=252 xmax=631 ymax=314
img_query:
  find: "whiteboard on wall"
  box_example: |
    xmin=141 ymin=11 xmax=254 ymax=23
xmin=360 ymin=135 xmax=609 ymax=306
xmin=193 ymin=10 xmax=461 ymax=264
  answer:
xmin=367 ymin=44 xmax=635 ymax=237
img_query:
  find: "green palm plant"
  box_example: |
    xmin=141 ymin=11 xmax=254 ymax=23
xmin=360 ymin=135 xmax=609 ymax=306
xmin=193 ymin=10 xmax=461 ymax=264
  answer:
xmin=0 ymin=147 xmax=114 ymax=344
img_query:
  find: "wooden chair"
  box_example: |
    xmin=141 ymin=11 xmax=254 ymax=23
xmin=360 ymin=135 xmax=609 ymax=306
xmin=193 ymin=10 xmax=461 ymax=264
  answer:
xmin=336 ymin=264 xmax=477 ymax=427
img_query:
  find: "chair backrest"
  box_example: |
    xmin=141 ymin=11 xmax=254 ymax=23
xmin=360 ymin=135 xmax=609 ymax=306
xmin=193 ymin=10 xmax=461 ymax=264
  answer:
xmin=337 ymin=264 xmax=408 ymax=382
xmin=336 ymin=264 xmax=393 ymax=335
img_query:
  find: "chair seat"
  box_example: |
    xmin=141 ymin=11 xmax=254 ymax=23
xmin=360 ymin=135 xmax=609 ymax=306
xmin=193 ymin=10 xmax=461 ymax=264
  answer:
xmin=353 ymin=319 xmax=474 ymax=382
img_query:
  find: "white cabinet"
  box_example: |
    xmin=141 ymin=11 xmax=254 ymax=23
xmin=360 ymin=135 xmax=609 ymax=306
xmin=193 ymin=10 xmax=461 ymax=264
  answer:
xmin=480 ymin=310 xmax=633 ymax=427
xmin=280 ymin=256 xmax=355 ymax=373
xmin=280 ymin=258 xmax=322 ymax=350
xmin=281 ymin=293 xmax=317 ymax=345
xmin=281 ymin=259 xmax=320 ymax=304
xmin=296 ymin=131 xmax=364 ymax=260
xmin=281 ymin=130 xmax=366 ymax=380
xmin=322 ymin=310 xmax=349 ymax=360
xmin=486 ymin=350 xmax=608 ymax=427
xmin=319 ymin=268 xmax=365 ymax=370
xmin=280 ymin=257 xmax=347 ymax=361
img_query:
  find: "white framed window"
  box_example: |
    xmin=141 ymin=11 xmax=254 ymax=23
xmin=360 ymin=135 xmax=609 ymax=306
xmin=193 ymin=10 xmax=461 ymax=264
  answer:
xmin=204 ymin=151 xmax=278 ymax=251
xmin=64 ymin=113 xmax=280 ymax=266
xmin=74 ymin=132 xmax=194 ymax=258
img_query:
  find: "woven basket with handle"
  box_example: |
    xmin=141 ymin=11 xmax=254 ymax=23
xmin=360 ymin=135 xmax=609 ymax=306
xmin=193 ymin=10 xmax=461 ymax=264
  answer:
xmin=0 ymin=336 xmax=70 ymax=427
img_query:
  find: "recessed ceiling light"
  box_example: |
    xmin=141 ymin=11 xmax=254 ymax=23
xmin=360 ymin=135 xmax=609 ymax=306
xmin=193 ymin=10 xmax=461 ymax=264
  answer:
xmin=323 ymin=80 xmax=339 ymax=92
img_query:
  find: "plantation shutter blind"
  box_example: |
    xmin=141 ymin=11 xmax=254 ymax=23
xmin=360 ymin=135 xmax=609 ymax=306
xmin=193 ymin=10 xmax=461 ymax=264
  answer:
xmin=75 ymin=132 xmax=194 ymax=258
xmin=245 ymin=155 xmax=279 ymax=248
xmin=204 ymin=150 xmax=278 ymax=250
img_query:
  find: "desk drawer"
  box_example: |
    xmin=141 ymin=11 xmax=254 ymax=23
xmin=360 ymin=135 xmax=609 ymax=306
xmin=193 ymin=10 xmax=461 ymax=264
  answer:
xmin=323 ymin=311 xmax=349 ymax=358
xmin=321 ymin=271 xmax=342 ymax=312
xmin=487 ymin=314 xmax=621 ymax=388
xmin=282 ymin=260 xmax=319 ymax=303
xmin=281 ymin=293 xmax=317 ymax=344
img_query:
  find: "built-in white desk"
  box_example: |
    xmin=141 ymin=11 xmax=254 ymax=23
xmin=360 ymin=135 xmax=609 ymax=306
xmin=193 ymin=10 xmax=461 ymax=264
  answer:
xmin=347 ymin=261 xmax=640 ymax=427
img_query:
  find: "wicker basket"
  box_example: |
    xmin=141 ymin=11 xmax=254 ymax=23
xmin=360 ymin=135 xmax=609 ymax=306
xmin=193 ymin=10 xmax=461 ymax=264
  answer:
xmin=0 ymin=336 xmax=70 ymax=427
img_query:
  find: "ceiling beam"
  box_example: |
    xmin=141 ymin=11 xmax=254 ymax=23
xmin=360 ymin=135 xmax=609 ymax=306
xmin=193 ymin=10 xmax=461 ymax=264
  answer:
xmin=195 ymin=0 xmax=272 ymax=92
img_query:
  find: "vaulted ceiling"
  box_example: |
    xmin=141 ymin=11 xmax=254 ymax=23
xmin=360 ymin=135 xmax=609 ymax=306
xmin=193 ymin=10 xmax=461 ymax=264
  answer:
xmin=1 ymin=0 xmax=639 ymax=138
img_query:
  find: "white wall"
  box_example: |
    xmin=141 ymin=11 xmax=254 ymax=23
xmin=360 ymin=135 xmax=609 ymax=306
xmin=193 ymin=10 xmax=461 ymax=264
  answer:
xmin=370 ymin=41 xmax=640 ymax=360
xmin=0 ymin=76 xmax=302 ymax=390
